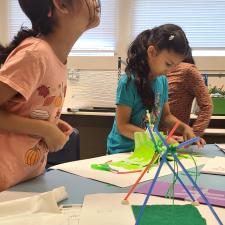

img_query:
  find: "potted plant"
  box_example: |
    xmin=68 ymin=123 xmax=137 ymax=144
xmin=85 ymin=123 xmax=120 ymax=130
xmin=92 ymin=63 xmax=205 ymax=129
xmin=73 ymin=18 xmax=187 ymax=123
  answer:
xmin=208 ymin=85 xmax=225 ymax=115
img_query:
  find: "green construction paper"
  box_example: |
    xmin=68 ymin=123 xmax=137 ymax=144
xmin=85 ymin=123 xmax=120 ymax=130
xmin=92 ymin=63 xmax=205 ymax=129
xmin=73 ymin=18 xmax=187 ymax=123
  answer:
xmin=91 ymin=131 xmax=191 ymax=172
xmin=91 ymin=164 xmax=111 ymax=171
xmin=91 ymin=163 xmax=120 ymax=172
xmin=109 ymin=132 xmax=190 ymax=171
xmin=109 ymin=132 xmax=160 ymax=170
xmin=132 ymin=204 xmax=206 ymax=225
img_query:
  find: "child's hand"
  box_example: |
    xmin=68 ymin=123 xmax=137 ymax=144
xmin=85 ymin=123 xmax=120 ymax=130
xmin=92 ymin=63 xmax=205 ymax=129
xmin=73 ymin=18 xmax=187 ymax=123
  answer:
xmin=57 ymin=119 xmax=73 ymax=136
xmin=172 ymin=135 xmax=184 ymax=143
xmin=182 ymin=125 xmax=195 ymax=141
xmin=44 ymin=123 xmax=69 ymax=152
xmin=172 ymin=135 xmax=205 ymax=146
xmin=199 ymin=137 xmax=206 ymax=145
xmin=166 ymin=136 xmax=178 ymax=145
xmin=182 ymin=125 xmax=203 ymax=147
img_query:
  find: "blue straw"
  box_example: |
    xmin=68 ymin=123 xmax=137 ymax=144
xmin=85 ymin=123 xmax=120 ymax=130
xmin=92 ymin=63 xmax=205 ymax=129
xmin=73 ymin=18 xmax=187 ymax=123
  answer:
xmin=153 ymin=127 xmax=170 ymax=148
xmin=177 ymin=137 xmax=201 ymax=149
xmin=146 ymin=124 xmax=158 ymax=151
xmin=135 ymin=129 xmax=223 ymax=225
xmin=172 ymin=152 xmax=223 ymax=225
xmin=165 ymin=161 xmax=195 ymax=202
xmin=135 ymin=149 xmax=168 ymax=225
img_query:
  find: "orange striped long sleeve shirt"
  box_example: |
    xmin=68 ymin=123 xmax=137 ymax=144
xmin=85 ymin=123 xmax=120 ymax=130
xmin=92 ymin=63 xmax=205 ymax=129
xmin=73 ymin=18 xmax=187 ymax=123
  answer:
xmin=166 ymin=62 xmax=213 ymax=136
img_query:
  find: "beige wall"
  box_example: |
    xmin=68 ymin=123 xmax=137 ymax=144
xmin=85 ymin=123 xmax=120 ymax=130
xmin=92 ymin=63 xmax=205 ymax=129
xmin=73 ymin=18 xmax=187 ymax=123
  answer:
xmin=0 ymin=0 xmax=8 ymax=45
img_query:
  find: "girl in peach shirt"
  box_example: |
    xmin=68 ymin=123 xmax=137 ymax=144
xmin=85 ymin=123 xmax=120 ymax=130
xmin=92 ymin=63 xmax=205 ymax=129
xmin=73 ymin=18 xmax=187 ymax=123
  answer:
xmin=0 ymin=0 xmax=101 ymax=191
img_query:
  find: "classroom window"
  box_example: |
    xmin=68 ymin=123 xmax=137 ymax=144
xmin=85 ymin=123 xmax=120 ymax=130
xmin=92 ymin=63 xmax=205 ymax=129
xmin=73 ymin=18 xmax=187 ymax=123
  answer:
xmin=71 ymin=0 xmax=119 ymax=56
xmin=131 ymin=0 xmax=225 ymax=49
xmin=6 ymin=0 xmax=225 ymax=69
xmin=8 ymin=0 xmax=31 ymax=40
xmin=8 ymin=0 xmax=119 ymax=56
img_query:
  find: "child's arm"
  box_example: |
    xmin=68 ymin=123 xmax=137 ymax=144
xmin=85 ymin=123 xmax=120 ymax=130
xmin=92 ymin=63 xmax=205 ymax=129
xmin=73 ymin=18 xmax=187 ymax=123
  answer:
xmin=0 ymin=82 xmax=68 ymax=151
xmin=185 ymin=66 xmax=213 ymax=136
xmin=116 ymin=105 xmax=145 ymax=139
xmin=161 ymin=102 xmax=202 ymax=145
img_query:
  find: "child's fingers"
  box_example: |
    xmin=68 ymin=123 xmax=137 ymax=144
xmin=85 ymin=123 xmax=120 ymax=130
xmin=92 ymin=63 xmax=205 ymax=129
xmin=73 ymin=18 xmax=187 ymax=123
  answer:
xmin=64 ymin=127 xmax=74 ymax=136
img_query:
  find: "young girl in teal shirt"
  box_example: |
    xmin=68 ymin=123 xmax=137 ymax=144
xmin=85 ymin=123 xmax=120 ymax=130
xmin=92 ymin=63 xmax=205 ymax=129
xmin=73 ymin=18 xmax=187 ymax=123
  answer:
xmin=107 ymin=24 xmax=199 ymax=154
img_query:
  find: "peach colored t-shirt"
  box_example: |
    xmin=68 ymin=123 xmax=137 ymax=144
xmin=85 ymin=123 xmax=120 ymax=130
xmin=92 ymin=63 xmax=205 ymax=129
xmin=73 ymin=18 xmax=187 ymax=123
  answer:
xmin=0 ymin=37 xmax=67 ymax=191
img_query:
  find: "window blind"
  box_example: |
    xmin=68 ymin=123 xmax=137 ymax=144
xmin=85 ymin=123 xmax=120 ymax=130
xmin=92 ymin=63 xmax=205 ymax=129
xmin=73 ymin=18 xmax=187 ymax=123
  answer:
xmin=8 ymin=0 xmax=119 ymax=55
xmin=8 ymin=0 xmax=31 ymax=40
xmin=72 ymin=0 xmax=119 ymax=55
xmin=131 ymin=0 xmax=225 ymax=49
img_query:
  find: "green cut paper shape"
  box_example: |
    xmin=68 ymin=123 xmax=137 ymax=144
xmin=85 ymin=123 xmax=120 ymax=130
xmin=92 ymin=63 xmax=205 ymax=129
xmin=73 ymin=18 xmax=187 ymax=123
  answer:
xmin=109 ymin=132 xmax=159 ymax=170
xmin=132 ymin=204 xmax=206 ymax=225
xmin=109 ymin=132 xmax=190 ymax=171
xmin=91 ymin=131 xmax=191 ymax=172
xmin=91 ymin=163 xmax=111 ymax=172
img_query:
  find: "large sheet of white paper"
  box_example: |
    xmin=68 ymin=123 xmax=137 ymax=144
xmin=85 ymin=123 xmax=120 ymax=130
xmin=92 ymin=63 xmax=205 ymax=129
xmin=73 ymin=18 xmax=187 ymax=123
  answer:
xmin=79 ymin=193 xmax=225 ymax=225
xmin=50 ymin=153 xmax=209 ymax=187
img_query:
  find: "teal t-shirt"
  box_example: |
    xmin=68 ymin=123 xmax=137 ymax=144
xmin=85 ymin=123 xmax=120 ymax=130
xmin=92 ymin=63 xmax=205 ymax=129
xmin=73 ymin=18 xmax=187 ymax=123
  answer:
xmin=107 ymin=74 xmax=168 ymax=154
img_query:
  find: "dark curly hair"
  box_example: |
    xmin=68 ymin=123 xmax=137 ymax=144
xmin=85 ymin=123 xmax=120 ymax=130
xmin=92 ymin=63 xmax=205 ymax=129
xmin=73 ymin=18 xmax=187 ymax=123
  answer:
xmin=125 ymin=24 xmax=190 ymax=112
xmin=0 ymin=0 xmax=72 ymax=65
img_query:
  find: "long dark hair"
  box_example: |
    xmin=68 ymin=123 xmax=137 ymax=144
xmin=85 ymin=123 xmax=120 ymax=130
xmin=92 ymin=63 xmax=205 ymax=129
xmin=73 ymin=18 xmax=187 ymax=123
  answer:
xmin=125 ymin=24 xmax=190 ymax=112
xmin=0 ymin=0 xmax=63 ymax=65
xmin=183 ymin=47 xmax=195 ymax=64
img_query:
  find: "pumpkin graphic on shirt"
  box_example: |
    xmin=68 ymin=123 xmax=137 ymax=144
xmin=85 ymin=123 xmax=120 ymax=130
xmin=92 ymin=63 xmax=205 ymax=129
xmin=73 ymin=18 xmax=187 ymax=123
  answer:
xmin=54 ymin=95 xmax=63 ymax=107
xmin=24 ymin=145 xmax=42 ymax=166
xmin=38 ymin=140 xmax=48 ymax=153
xmin=30 ymin=109 xmax=50 ymax=120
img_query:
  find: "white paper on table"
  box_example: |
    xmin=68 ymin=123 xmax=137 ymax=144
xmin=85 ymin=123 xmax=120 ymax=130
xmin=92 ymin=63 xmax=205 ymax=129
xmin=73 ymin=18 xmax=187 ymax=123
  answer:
xmin=0 ymin=213 xmax=67 ymax=225
xmin=0 ymin=186 xmax=70 ymax=225
xmin=201 ymin=156 xmax=225 ymax=176
xmin=60 ymin=204 xmax=82 ymax=225
xmin=50 ymin=153 xmax=209 ymax=187
xmin=79 ymin=193 xmax=225 ymax=225
xmin=0 ymin=186 xmax=68 ymax=203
